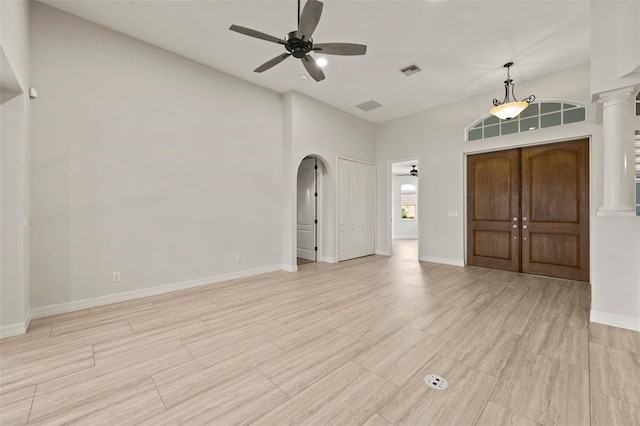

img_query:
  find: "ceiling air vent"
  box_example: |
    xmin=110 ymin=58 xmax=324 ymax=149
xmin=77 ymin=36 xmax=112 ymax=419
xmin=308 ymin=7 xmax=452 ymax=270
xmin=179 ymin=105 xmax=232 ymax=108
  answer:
xmin=355 ymin=100 xmax=383 ymax=112
xmin=400 ymin=64 xmax=421 ymax=76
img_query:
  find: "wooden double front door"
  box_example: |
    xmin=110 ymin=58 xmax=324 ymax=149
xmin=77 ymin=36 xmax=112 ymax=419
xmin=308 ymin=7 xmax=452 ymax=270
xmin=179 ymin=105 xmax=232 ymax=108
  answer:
xmin=467 ymin=139 xmax=589 ymax=281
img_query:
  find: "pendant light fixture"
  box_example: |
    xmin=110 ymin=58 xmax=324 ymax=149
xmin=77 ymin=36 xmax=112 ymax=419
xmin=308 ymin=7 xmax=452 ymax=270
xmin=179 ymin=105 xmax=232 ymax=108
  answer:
xmin=490 ymin=62 xmax=535 ymax=120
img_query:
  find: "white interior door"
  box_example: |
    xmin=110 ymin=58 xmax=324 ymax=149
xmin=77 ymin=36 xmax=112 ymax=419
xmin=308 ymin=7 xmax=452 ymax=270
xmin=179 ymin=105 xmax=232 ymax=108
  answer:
xmin=297 ymin=157 xmax=316 ymax=261
xmin=338 ymin=158 xmax=375 ymax=261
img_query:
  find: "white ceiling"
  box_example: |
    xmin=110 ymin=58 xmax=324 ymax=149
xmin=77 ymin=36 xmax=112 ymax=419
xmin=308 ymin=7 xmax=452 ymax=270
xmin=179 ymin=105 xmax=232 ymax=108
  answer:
xmin=41 ymin=0 xmax=591 ymax=123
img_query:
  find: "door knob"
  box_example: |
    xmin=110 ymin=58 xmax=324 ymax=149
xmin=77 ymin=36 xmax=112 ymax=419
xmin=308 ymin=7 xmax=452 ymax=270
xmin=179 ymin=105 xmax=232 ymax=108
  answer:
xmin=512 ymin=224 xmax=518 ymax=229
xmin=522 ymin=225 xmax=528 ymax=229
xmin=512 ymin=217 xmax=518 ymax=221
xmin=522 ymin=217 xmax=528 ymax=222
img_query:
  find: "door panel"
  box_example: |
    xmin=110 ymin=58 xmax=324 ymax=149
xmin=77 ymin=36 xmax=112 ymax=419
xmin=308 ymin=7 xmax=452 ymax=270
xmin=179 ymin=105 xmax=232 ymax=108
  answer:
xmin=296 ymin=157 xmax=316 ymax=261
xmin=467 ymin=149 xmax=521 ymax=272
xmin=521 ymin=139 xmax=589 ymax=281
xmin=338 ymin=158 xmax=375 ymax=261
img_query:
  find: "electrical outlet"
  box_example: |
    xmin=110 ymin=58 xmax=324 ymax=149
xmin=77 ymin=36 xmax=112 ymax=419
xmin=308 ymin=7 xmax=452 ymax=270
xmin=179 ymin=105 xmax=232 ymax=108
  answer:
xmin=112 ymin=272 xmax=121 ymax=282
xmin=236 ymin=255 xmax=242 ymax=263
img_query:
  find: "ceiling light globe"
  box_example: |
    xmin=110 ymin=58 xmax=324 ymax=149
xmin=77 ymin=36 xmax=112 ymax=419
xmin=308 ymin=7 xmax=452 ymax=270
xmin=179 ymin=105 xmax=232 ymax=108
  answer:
xmin=490 ymin=101 xmax=529 ymax=120
xmin=316 ymin=57 xmax=328 ymax=68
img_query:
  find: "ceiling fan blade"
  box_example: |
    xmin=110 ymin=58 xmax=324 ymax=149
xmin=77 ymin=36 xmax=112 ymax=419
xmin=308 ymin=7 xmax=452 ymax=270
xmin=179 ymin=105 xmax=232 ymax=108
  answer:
xmin=298 ymin=0 xmax=323 ymax=40
xmin=301 ymin=55 xmax=325 ymax=82
xmin=229 ymin=25 xmax=285 ymax=45
xmin=254 ymin=53 xmax=291 ymax=73
xmin=313 ymin=43 xmax=367 ymax=56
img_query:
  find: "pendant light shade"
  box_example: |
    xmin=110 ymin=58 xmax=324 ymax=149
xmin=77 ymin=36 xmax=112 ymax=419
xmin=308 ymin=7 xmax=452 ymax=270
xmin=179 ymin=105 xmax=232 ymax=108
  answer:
xmin=490 ymin=62 xmax=535 ymax=120
xmin=490 ymin=101 xmax=529 ymax=120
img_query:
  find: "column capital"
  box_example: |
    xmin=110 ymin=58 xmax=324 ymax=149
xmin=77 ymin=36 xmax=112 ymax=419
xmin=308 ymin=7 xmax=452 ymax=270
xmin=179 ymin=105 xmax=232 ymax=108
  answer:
xmin=597 ymin=87 xmax=635 ymax=108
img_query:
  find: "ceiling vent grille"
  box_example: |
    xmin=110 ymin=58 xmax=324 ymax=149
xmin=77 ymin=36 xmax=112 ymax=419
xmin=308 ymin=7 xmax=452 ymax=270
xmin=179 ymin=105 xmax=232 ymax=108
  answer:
xmin=355 ymin=100 xmax=383 ymax=112
xmin=400 ymin=64 xmax=421 ymax=76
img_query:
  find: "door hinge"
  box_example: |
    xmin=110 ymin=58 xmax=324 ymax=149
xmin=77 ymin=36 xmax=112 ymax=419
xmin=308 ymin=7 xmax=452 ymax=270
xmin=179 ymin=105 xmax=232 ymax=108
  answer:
xmin=314 ymin=192 xmax=318 ymax=197
xmin=314 ymin=247 xmax=318 ymax=251
xmin=314 ymin=219 xmax=318 ymax=224
xmin=314 ymin=165 xmax=318 ymax=170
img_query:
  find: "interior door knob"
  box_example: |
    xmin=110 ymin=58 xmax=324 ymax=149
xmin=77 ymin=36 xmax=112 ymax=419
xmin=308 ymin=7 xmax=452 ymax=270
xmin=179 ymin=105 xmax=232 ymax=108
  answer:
xmin=523 ymin=225 xmax=528 ymax=229
xmin=512 ymin=217 xmax=518 ymax=221
xmin=512 ymin=224 xmax=518 ymax=229
xmin=522 ymin=217 xmax=528 ymax=222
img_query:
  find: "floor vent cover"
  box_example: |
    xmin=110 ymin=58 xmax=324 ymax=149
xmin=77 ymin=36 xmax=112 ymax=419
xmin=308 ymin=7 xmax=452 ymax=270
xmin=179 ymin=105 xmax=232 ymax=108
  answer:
xmin=424 ymin=374 xmax=448 ymax=390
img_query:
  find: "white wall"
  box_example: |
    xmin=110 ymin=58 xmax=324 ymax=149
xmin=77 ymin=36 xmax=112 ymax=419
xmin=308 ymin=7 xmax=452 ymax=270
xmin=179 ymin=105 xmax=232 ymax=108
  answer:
xmin=392 ymin=175 xmax=418 ymax=239
xmin=29 ymin=3 xmax=284 ymax=310
xmin=0 ymin=0 xmax=31 ymax=334
xmin=282 ymin=91 xmax=375 ymax=269
xmin=591 ymin=0 xmax=640 ymax=96
xmin=377 ymin=62 xmax=640 ymax=330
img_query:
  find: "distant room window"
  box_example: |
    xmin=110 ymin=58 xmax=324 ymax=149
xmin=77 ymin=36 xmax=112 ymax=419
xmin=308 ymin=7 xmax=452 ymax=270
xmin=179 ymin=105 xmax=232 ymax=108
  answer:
xmin=401 ymin=184 xmax=416 ymax=220
xmin=467 ymin=101 xmax=586 ymax=141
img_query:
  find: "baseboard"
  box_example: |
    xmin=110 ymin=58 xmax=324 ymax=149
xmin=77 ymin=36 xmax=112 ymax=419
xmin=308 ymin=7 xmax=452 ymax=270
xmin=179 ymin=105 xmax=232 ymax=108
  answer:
xmin=590 ymin=310 xmax=640 ymax=332
xmin=419 ymin=256 xmax=465 ymax=267
xmin=392 ymin=236 xmax=418 ymax=240
xmin=321 ymin=257 xmax=337 ymax=264
xmin=28 ymin=264 xmax=285 ymax=321
xmin=282 ymin=264 xmax=298 ymax=272
xmin=375 ymin=250 xmax=391 ymax=256
xmin=0 ymin=310 xmax=31 ymax=339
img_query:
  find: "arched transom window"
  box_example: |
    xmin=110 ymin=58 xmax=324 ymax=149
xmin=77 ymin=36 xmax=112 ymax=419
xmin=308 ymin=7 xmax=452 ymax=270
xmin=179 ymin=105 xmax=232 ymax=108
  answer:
xmin=467 ymin=101 xmax=587 ymax=141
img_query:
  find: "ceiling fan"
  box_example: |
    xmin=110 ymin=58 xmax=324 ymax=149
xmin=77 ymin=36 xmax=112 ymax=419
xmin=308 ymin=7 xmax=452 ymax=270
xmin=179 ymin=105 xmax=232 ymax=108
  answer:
xmin=229 ymin=0 xmax=367 ymax=82
xmin=398 ymin=165 xmax=419 ymax=177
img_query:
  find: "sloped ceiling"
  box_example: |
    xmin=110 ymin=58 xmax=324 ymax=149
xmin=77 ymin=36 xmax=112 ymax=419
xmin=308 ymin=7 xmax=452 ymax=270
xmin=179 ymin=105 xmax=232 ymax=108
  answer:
xmin=41 ymin=0 xmax=591 ymax=123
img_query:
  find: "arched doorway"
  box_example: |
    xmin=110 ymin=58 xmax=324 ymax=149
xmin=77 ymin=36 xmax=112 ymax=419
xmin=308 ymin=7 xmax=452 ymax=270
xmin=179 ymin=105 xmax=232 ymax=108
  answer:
xmin=296 ymin=155 xmax=330 ymax=265
xmin=296 ymin=157 xmax=317 ymax=264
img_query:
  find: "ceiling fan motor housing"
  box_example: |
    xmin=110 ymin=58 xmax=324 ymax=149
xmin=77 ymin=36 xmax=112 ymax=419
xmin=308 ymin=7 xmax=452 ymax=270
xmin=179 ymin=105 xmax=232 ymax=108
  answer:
xmin=286 ymin=31 xmax=313 ymax=58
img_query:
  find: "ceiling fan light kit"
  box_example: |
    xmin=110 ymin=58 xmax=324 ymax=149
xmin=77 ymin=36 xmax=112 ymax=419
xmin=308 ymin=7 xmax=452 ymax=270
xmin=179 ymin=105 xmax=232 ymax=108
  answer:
xmin=490 ymin=62 xmax=535 ymax=120
xmin=229 ymin=0 xmax=367 ymax=82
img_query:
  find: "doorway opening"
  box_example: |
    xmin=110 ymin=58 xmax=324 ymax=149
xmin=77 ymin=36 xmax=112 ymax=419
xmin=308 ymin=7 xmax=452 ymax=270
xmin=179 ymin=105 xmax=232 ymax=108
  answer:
xmin=296 ymin=156 xmax=326 ymax=265
xmin=390 ymin=159 xmax=419 ymax=260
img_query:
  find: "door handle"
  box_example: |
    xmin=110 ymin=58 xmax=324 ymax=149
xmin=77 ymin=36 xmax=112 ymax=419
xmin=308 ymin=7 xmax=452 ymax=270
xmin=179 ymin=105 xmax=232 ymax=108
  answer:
xmin=522 ymin=217 xmax=528 ymax=222
xmin=512 ymin=224 xmax=518 ymax=229
xmin=512 ymin=217 xmax=518 ymax=221
xmin=522 ymin=225 xmax=528 ymax=229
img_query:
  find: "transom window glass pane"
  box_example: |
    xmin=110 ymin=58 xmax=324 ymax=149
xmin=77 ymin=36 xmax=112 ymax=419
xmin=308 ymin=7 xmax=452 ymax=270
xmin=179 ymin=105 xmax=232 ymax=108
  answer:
xmin=484 ymin=125 xmax=499 ymax=138
xmin=483 ymin=116 xmax=499 ymax=126
xmin=501 ymin=121 xmax=519 ymax=135
xmin=520 ymin=117 xmax=538 ymax=131
xmin=468 ymin=128 xmax=482 ymax=141
xmin=541 ymin=112 xmax=561 ymax=128
xmin=564 ymin=107 xmax=586 ymax=124
xmin=520 ymin=103 xmax=539 ymax=118
xmin=563 ymin=103 xmax=577 ymax=109
xmin=541 ymin=102 xmax=561 ymax=114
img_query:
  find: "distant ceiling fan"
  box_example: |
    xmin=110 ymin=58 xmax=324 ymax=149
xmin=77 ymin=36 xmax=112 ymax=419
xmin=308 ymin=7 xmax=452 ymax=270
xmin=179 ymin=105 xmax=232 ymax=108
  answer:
xmin=398 ymin=165 xmax=418 ymax=177
xmin=229 ymin=0 xmax=367 ymax=82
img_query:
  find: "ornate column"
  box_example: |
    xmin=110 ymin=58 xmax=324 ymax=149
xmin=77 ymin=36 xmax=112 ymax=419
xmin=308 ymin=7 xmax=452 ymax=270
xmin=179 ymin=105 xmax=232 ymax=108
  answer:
xmin=597 ymin=87 xmax=636 ymax=216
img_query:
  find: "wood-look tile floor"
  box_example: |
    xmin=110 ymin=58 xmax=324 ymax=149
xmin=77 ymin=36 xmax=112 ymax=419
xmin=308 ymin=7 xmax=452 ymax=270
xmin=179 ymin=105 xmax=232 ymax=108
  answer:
xmin=2 ymin=247 xmax=639 ymax=425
